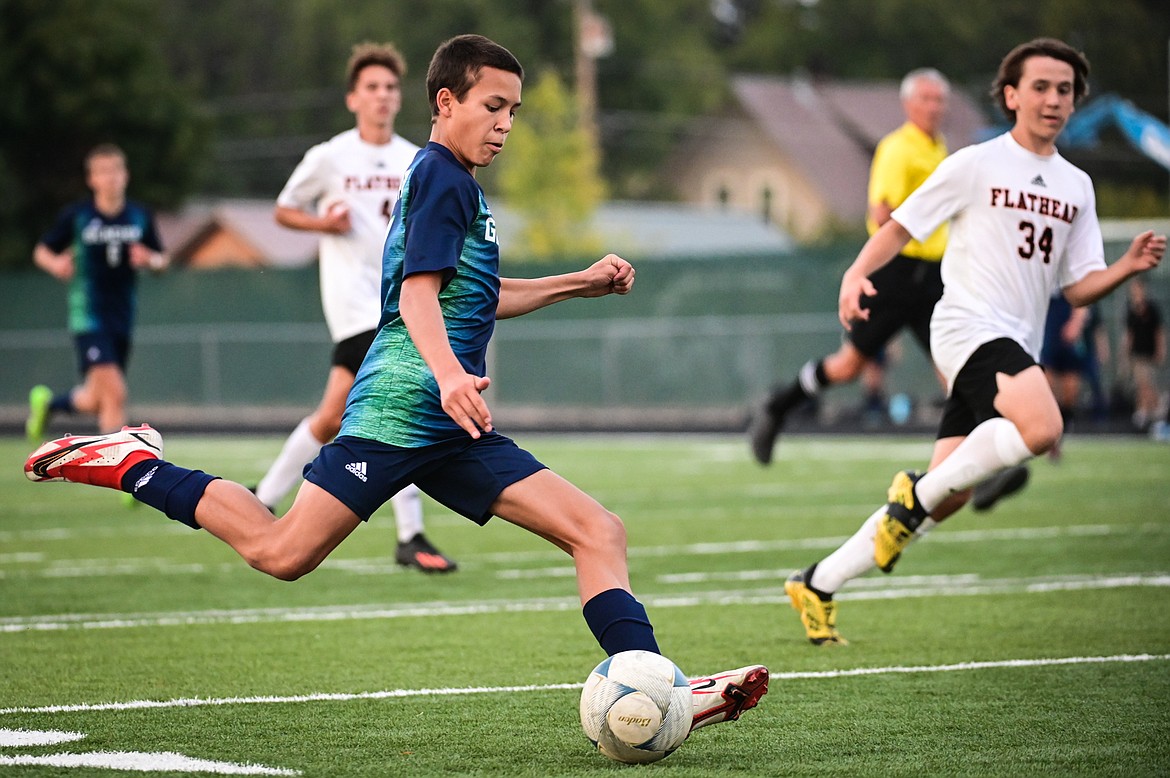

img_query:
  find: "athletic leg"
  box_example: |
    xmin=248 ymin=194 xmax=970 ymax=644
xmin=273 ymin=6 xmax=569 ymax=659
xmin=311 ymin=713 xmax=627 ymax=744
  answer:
xmin=196 ymin=479 xmax=362 ymax=581
xmin=71 ymin=364 xmax=128 ymax=432
xmin=26 ymin=426 xmax=362 ymax=581
xmin=491 ymin=469 xmax=631 ymax=603
xmin=256 ymin=365 xmax=352 ymax=509
xmin=493 ymin=469 xmax=767 ymax=726
xmin=747 ymin=342 xmax=868 ymax=464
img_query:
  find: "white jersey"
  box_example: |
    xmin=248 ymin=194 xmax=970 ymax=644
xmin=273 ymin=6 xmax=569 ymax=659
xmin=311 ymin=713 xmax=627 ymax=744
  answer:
xmin=277 ymin=128 xmax=421 ymax=342
xmin=892 ymin=132 xmax=1105 ymax=389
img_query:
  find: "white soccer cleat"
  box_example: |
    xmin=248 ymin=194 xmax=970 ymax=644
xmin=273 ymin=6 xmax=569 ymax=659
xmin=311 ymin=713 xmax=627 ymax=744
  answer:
xmin=24 ymin=425 xmax=163 ymax=489
xmin=688 ymin=664 xmax=769 ymax=732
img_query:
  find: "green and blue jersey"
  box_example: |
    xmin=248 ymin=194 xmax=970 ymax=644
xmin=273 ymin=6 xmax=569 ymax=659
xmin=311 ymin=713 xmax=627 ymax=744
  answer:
xmin=342 ymin=143 xmax=501 ymax=447
xmin=39 ymin=198 xmax=163 ymax=336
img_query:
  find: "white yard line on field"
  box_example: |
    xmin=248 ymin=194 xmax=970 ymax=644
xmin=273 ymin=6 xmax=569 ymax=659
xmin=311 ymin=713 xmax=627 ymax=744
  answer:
xmin=4 ymin=521 xmax=1155 ymax=579
xmin=1 ymin=653 xmax=1166 ymax=717
xmin=0 ymin=751 xmax=299 ymax=775
xmin=2 ymin=571 xmax=1168 ymax=634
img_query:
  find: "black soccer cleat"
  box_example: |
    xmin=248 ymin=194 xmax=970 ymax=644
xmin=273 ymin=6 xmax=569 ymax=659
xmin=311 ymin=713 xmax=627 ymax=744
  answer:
xmin=396 ymin=533 xmax=458 ymax=573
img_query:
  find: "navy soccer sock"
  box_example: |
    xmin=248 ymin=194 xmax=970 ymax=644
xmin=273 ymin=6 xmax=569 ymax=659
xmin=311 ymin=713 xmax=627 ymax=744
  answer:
xmin=49 ymin=392 xmax=75 ymax=414
xmin=582 ymin=588 xmax=660 ymax=655
xmin=121 ymin=460 xmax=218 ymax=530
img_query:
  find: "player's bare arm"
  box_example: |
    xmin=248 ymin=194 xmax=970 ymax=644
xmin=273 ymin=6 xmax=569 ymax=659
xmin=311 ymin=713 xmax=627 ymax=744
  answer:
xmin=1061 ymin=306 xmax=1088 ymax=345
xmin=32 ymin=243 xmax=74 ymax=282
xmin=1063 ymin=231 xmax=1166 ymax=307
xmin=274 ymin=204 xmax=351 ymax=236
xmin=868 ymin=200 xmax=894 ymax=227
xmin=399 ymin=271 xmax=493 ymax=438
xmin=497 ymin=254 xmax=635 ymax=320
xmin=838 ymin=219 xmax=913 ymax=328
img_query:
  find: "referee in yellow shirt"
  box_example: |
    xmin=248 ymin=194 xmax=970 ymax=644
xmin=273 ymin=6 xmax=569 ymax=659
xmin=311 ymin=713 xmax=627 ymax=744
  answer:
xmin=749 ymin=69 xmax=950 ymax=460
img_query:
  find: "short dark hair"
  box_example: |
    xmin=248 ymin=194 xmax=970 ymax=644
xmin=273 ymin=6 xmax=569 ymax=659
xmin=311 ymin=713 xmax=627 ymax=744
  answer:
xmin=346 ymin=42 xmax=406 ymax=92
xmin=84 ymin=143 xmax=126 ymax=172
xmin=426 ymin=34 xmax=524 ymax=117
xmin=991 ymin=38 xmax=1090 ymax=121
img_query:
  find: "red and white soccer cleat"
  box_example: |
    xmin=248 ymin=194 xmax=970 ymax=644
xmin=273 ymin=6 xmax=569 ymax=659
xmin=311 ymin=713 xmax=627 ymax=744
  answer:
xmin=24 ymin=425 xmax=163 ymax=489
xmin=688 ymin=664 xmax=769 ymax=732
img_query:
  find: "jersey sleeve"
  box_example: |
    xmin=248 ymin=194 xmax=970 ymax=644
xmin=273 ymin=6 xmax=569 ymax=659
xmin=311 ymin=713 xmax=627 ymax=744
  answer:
xmin=401 ymin=157 xmax=478 ymax=283
xmin=890 ymin=146 xmax=974 ymax=243
xmin=1057 ymin=176 xmax=1106 ymax=288
xmin=38 ymin=204 xmax=78 ymax=253
xmin=276 ymin=143 xmax=329 ymax=211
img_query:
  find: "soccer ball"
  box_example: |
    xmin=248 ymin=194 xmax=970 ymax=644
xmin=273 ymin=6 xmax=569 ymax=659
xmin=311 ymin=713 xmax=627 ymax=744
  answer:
xmin=579 ymin=650 xmax=692 ymax=764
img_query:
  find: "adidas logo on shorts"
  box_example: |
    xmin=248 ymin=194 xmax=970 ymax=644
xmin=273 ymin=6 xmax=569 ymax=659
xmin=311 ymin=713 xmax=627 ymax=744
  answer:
xmin=345 ymin=461 xmax=368 ymax=482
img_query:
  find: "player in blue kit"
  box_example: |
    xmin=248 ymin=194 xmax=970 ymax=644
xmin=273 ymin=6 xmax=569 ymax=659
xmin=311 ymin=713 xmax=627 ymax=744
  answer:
xmin=26 ymin=144 xmax=168 ymax=441
xmin=25 ymin=34 xmax=768 ymax=733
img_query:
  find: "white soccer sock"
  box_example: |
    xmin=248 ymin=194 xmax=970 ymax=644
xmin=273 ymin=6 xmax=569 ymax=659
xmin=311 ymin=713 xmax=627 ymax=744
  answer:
xmin=915 ymin=417 xmax=1033 ymax=512
xmin=809 ymin=506 xmax=884 ymax=595
xmin=391 ymin=483 xmax=425 ymax=543
xmin=809 ymin=508 xmax=942 ymax=596
xmin=798 ymin=360 xmax=822 ymax=396
xmin=255 ymin=418 xmax=325 ymax=508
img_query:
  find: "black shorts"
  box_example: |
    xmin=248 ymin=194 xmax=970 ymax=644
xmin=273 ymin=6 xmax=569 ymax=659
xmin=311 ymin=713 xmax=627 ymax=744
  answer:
xmin=849 ymin=255 xmax=943 ymax=358
xmin=74 ymin=332 xmax=130 ymax=375
xmin=331 ymin=329 xmax=377 ymax=374
xmin=937 ymin=338 xmax=1037 ymax=439
xmin=304 ymin=432 xmax=547 ymax=524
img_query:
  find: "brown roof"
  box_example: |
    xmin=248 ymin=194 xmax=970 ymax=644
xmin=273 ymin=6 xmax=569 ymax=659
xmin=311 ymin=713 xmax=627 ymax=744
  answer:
xmin=158 ymin=199 xmax=318 ymax=268
xmin=730 ymin=75 xmax=991 ymax=225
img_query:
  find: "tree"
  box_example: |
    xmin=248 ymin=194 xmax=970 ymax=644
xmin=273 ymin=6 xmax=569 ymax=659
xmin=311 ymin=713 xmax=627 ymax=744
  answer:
xmin=496 ymin=70 xmax=606 ymax=259
xmin=0 ymin=0 xmax=206 ymax=269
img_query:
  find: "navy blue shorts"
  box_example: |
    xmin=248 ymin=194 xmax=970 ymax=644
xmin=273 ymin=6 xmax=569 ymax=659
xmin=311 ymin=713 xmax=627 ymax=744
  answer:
xmin=303 ymin=432 xmax=547 ymax=524
xmin=1040 ymin=340 xmax=1087 ymax=375
xmin=74 ymin=332 xmax=130 ymax=375
xmin=937 ymin=338 xmax=1037 ymax=439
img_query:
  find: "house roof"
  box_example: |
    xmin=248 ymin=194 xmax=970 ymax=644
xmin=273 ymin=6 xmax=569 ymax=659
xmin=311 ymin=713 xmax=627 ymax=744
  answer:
xmin=158 ymin=199 xmax=319 ymax=267
xmin=732 ymin=75 xmax=872 ymax=223
xmin=493 ymin=200 xmax=793 ymax=259
xmin=590 ymin=201 xmax=793 ymax=257
xmin=729 ymin=75 xmax=991 ymax=225
xmin=156 ymin=198 xmax=791 ymax=268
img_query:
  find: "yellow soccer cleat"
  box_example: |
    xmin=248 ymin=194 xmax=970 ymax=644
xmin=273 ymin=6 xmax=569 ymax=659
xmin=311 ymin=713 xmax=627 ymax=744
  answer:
xmin=875 ymin=469 xmax=928 ymax=573
xmin=785 ymin=569 xmax=847 ymax=646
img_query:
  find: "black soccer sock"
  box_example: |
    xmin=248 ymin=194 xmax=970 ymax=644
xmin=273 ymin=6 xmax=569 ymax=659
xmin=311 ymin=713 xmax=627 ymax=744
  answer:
xmin=583 ymin=588 xmax=660 ymax=655
xmin=766 ymin=359 xmax=828 ymax=417
xmin=803 ymin=563 xmax=833 ymax=601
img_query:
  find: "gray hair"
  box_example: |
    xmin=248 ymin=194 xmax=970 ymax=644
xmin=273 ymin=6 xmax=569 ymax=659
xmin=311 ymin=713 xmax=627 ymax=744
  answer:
xmin=900 ymin=68 xmax=949 ymax=100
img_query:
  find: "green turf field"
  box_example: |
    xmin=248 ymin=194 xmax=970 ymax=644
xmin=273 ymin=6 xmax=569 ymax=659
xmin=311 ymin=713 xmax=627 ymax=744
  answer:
xmin=1 ymin=433 xmax=1168 ymax=776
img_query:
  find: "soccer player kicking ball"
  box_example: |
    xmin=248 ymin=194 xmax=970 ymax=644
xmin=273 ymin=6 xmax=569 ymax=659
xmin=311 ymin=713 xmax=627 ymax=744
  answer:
xmin=783 ymin=37 xmax=1165 ymax=646
xmin=26 ymin=34 xmax=767 ymax=733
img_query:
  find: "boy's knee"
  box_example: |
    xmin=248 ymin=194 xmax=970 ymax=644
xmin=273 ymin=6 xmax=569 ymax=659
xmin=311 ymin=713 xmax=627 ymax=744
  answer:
xmin=1021 ymin=417 xmax=1062 ymax=455
xmin=586 ymin=510 xmax=626 ymax=551
xmin=247 ymin=548 xmax=318 ymax=581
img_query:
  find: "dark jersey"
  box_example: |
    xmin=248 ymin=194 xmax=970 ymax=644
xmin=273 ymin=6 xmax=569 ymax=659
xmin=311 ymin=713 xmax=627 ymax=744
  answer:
xmin=1127 ymin=300 xmax=1163 ymax=358
xmin=39 ymin=198 xmax=163 ymax=335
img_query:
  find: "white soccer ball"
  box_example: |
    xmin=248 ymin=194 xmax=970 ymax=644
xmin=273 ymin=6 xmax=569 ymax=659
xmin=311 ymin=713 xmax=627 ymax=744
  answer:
xmin=579 ymin=650 xmax=692 ymax=764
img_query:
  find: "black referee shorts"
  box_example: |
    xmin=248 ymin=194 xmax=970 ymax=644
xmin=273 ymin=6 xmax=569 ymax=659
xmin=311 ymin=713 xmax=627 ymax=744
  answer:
xmin=849 ymin=255 xmax=943 ymax=358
